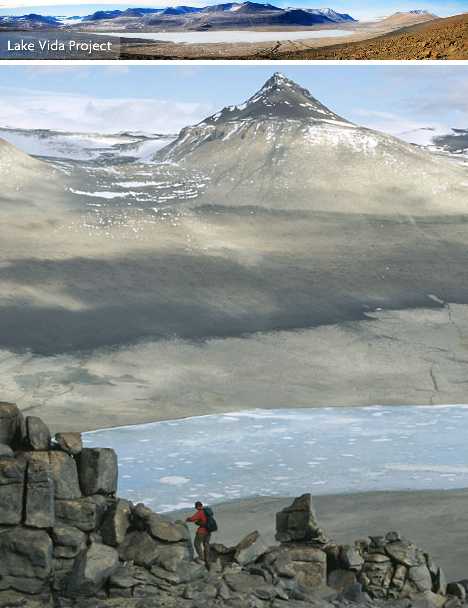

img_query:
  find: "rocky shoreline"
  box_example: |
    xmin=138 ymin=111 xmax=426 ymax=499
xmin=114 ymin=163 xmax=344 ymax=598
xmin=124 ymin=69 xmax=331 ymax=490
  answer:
xmin=1 ymin=401 xmax=468 ymax=608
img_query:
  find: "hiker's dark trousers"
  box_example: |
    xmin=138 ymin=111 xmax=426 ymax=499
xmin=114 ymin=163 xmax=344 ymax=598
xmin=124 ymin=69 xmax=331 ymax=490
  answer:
xmin=194 ymin=532 xmax=211 ymax=567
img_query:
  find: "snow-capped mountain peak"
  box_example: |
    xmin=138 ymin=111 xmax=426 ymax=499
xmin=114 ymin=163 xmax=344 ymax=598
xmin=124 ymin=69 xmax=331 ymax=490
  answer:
xmin=284 ymin=6 xmax=355 ymax=21
xmin=201 ymin=72 xmax=350 ymax=125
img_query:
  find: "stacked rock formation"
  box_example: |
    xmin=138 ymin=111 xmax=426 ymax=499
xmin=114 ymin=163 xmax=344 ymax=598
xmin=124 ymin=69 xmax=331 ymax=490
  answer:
xmin=325 ymin=532 xmax=460 ymax=605
xmin=274 ymin=493 xmax=467 ymax=608
xmin=0 ymin=403 xmax=195 ymax=607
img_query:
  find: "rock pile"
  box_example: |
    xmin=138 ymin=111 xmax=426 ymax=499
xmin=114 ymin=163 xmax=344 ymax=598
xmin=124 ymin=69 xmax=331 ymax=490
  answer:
xmin=1 ymin=401 xmax=468 ymax=608
xmin=325 ymin=533 xmax=450 ymax=603
xmin=273 ymin=494 xmax=465 ymax=607
xmin=0 ymin=403 xmax=194 ymax=607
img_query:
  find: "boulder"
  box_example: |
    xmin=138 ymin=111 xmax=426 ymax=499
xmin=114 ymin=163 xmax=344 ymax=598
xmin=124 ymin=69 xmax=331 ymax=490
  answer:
xmin=209 ymin=542 xmax=237 ymax=571
xmin=445 ymin=598 xmax=463 ymax=608
xmin=270 ymin=551 xmax=296 ymax=578
xmin=324 ymin=543 xmax=341 ymax=571
xmin=218 ymin=580 xmax=231 ymax=600
xmin=0 ymin=527 xmax=53 ymax=593
xmin=155 ymin=543 xmax=192 ymax=573
xmin=0 ymin=402 xmax=24 ymax=447
xmin=385 ymin=540 xmax=424 ymax=567
xmin=67 ymin=542 xmax=119 ymax=596
xmin=51 ymin=526 xmax=87 ymax=559
xmin=360 ymin=553 xmax=393 ymax=599
xmin=224 ymin=571 xmax=273 ymax=597
xmin=447 ymin=583 xmax=467 ymax=601
xmin=342 ymin=582 xmax=372 ymax=603
xmin=55 ymin=497 xmax=99 ymax=532
xmin=409 ymin=564 xmax=433 ymax=592
xmin=147 ymin=512 xmax=189 ymax=543
xmin=275 ymin=494 xmax=321 ymax=543
xmin=234 ymin=531 xmax=269 ymax=566
xmin=413 ymin=590 xmax=447 ymax=608
xmin=100 ymin=498 xmax=131 ymax=546
xmin=369 ymin=535 xmax=387 ymax=548
xmin=455 ymin=579 xmax=468 ymax=594
xmin=0 ymin=444 xmax=13 ymax=459
xmin=109 ymin=564 xmax=141 ymax=591
xmin=78 ymin=448 xmax=117 ymax=496
xmin=108 ymin=563 xmax=161 ymax=597
xmin=426 ymin=555 xmax=447 ymax=595
xmin=385 ymin=531 xmax=402 ymax=543
xmin=25 ymin=456 xmax=55 ymax=528
xmin=132 ymin=502 xmax=153 ymax=522
xmin=52 ymin=557 xmax=76 ymax=593
xmin=118 ymin=530 xmax=161 ymax=568
xmin=284 ymin=544 xmax=327 ymax=588
xmin=26 ymin=416 xmax=50 ymax=451
xmin=340 ymin=545 xmax=364 ymax=571
xmin=0 ymin=590 xmax=53 ymax=607
xmin=91 ymin=494 xmax=113 ymax=527
xmin=54 ymin=432 xmax=82 ymax=456
xmin=328 ymin=569 xmax=357 ymax=593
xmin=150 ymin=561 xmax=206 ymax=586
xmin=0 ymin=458 xmax=25 ymax=524
xmin=390 ymin=563 xmax=408 ymax=595
xmin=49 ymin=451 xmax=81 ymax=500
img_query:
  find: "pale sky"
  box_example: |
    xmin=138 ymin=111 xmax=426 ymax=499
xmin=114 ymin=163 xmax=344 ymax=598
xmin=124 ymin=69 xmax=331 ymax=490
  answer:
xmin=0 ymin=66 xmax=467 ymax=144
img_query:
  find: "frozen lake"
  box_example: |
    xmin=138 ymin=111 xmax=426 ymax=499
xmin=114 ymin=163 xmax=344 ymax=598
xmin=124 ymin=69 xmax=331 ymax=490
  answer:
xmin=94 ymin=29 xmax=353 ymax=44
xmin=83 ymin=405 xmax=468 ymax=512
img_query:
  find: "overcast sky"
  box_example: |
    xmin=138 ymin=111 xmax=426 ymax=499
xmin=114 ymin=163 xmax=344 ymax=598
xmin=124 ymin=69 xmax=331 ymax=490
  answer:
xmin=0 ymin=0 xmax=466 ymax=19
xmin=0 ymin=65 xmax=467 ymax=143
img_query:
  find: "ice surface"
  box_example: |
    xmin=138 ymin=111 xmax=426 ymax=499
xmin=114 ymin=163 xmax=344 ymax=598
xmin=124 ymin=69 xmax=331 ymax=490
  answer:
xmin=84 ymin=405 xmax=468 ymax=512
xmin=95 ymin=29 xmax=353 ymax=44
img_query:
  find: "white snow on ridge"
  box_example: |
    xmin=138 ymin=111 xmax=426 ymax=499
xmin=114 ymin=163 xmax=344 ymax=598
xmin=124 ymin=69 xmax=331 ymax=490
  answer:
xmin=304 ymin=123 xmax=379 ymax=154
xmin=69 ymin=189 xmax=129 ymax=199
xmin=0 ymin=129 xmax=174 ymax=162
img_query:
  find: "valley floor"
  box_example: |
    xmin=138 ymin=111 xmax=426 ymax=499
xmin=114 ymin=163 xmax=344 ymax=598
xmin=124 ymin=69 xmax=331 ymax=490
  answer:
xmin=171 ymin=489 xmax=468 ymax=581
xmin=6 ymin=301 xmax=468 ymax=434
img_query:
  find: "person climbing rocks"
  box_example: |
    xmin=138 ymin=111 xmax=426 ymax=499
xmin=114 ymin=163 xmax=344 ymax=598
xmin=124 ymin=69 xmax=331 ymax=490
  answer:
xmin=186 ymin=501 xmax=217 ymax=570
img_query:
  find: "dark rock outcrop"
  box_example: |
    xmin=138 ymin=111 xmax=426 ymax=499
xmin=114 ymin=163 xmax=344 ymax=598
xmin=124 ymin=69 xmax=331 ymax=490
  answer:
xmin=54 ymin=432 xmax=82 ymax=455
xmin=275 ymin=493 xmax=328 ymax=544
xmin=78 ymin=447 xmax=118 ymax=495
xmin=0 ymin=457 xmax=25 ymax=524
xmin=0 ymin=401 xmax=24 ymax=447
xmin=26 ymin=416 xmax=51 ymax=451
xmin=25 ymin=456 xmax=55 ymax=528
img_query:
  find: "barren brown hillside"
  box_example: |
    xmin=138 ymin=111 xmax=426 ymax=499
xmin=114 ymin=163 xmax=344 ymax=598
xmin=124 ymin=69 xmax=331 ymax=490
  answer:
xmin=275 ymin=12 xmax=468 ymax=59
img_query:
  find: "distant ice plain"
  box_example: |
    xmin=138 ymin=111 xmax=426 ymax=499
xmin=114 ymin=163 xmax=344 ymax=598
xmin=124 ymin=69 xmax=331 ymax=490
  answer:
xmin=94 ymin=29 xmax=353 ymax=44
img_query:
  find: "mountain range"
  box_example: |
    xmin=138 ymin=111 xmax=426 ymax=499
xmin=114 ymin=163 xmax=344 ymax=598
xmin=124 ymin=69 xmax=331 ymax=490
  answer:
xmin=81 ymin=3 xmax=355 ymax=22
xmin=0 ymin=73 xmax=467 ymax=429
xmin=0 ymin=2 xmax=356 ymax=30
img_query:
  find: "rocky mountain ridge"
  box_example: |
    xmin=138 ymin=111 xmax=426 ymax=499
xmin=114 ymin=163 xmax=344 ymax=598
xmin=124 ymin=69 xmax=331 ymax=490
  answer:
xmin=0 ymin=2 xmax=356 ymax=30
xmin=155 ymin=73 xmax=468 ymax=216
xmin=80 ymin=2 xmax=355 ymax=22
xmin=201 ymin=72 xmax=350 ymax=124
